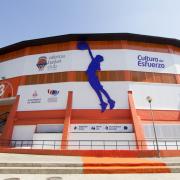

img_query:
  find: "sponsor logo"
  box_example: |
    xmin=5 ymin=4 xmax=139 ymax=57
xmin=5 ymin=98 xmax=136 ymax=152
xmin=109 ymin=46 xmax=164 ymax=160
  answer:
xmin=36 ymin=54 xmax=65 ymax=71
xmin=48 ymin=89 xmax=59 ymax=96
xmin=36 ymin=56 xmax=47 ymax=71
xmin=47 ymin=89 xmax=59 ymax=103
xmin=27 ymin=90 xmax=41 ymax=104
xmin=137 ymin=55 xmax=165 ymax=69
xmin=32 ymin=90 xmax=38 ymax=97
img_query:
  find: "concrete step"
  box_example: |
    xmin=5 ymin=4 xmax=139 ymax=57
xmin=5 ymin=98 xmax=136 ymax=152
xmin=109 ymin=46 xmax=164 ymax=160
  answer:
xmin=0 ymin=162 xmax=174 ymax=174
xmin=0 ymin=153 xmax=180 ymax=174
xmin=0 ymin=165 xmax=176 ymax=174
xmin=0 ymin=166 xmax=83 ymax=174
xmin=166 ymin=163 xmax=180 ymax=166
xmin=83 ymin=165 xmax=171 ymax=174
xmin=0 ymin=163 xmax=82 ymax=167
xmin=83 ymin=161 xmax=166 ymax=167
xmin=0 ymin=160 xmax=168 ymax=167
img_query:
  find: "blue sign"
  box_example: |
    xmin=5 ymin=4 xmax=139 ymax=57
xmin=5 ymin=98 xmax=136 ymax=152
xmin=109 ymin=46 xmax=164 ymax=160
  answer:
xmin=77 ymin=42 xmax=115 ymax=112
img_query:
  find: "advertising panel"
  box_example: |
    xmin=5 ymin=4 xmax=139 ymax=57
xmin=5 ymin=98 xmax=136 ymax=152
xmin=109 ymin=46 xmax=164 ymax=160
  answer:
xmin=17 ymin=82 xmax=180 ymax=111
xmin=0 ymin=49 xmax=179 ymax=79
xmin=17 ymin=82 xmax=129 ymax=111
xmin=17 ymin=83 xmax=68 ymax=111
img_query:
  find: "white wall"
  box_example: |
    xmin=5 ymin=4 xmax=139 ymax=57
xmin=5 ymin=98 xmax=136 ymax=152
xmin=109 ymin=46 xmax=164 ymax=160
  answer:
xmin=0 ymin=56 xmax=26 ymax=79
xmin=11 ymin=125 xmax=36 ymax=148
xmin=32 ymin=133 xmax=62 ymax=150
xmin=17 ymin=82 xmax=180 ymax=111
xmin=0 ymin=49 xmax=179 ymax=79
xmin=12 ymin=125 xmax=36 ymax=140
xmin=130 ymin=83 xmax=180 ymax=110
xmin=143 ymin=124 xmax=180 ymax=150
xmin=144 ymin=124 xmax=180 ymax=139
xmin=68 ymin=132 xmax=136 ymax=150
xmin=17 ymin=82 xmax=129 ymax=111
xmin=11 ymin=124 xmax=63 ymax=149
xmin=69 ymin=123 xmax=135 ymax=150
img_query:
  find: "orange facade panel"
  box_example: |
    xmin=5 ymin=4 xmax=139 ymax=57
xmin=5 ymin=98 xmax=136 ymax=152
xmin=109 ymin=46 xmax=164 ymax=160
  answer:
xmin=1 ymin=39 xmax=180 ymax=62
xmin=24 ymin=71 xmax=178 ymax=85
xmin=0 ymin=105 xmax=12 ymax=114
xmin=0 ymin=76 xmax=22 ymax=98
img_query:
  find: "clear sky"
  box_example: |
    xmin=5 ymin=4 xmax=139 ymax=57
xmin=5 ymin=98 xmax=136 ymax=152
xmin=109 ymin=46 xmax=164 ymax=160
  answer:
xmin=0 ymin=0 xmax=179 ymax=48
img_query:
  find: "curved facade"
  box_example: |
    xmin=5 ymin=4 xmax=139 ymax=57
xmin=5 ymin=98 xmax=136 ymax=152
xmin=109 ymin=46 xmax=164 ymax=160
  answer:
xmin=0 ymin=33 xmax=180 ymax=156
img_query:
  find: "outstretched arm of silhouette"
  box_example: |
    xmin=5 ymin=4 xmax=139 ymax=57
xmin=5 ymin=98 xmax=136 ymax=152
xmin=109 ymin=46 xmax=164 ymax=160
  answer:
xmin=87 ymin=46 xmax=94 ymax=61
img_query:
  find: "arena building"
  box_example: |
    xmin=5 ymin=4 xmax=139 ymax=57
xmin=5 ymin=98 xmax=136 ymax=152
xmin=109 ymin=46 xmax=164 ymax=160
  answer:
xmin=0 ymin=33 xmax=179 ymax=157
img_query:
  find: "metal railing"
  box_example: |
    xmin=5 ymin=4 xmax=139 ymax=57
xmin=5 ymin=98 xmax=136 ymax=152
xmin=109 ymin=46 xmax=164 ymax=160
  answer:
xmin=0 ymin=139 xmax=180 ymax=151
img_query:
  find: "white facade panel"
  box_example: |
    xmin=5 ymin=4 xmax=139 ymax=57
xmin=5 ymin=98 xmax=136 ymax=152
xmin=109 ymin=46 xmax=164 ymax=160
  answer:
xmin=11 ymin=125 xmax=36 ymax=148
xmin=0 ymin=49 xmax=179 ymax=79
xmin=144 ymin=124 xmax=180 ymax=139
xmin=130 ymin=83 xmax=180 ymax=110
xmin=68 ymin=132 xmax=136 ymax=150
xmin=17 ymin=83 xmax=68 ymax=111
xmin=32 ymin=133 xmax=62 ymax=149
xmin=143 ymin=124 xmax=180 ymax=150
xmin=12 ymin=125 xmax=36 ymax=140
xmin=0 ymin=56 xmax=26 ymax=79
xmin=17 ymin=82 xmax=180 ymax=111
xmin=174 ymin=54 xmax=180 ymax=74
xmin=17 ymin=82 xmax=129 ymax=111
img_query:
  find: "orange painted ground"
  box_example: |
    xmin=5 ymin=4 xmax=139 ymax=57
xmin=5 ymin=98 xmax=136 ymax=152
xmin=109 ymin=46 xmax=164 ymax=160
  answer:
xmin=82 ymin=157 xmax=171 ymax=174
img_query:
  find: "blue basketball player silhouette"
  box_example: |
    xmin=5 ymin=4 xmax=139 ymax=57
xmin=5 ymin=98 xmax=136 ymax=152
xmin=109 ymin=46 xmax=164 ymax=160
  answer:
xmin=77 ymin=42 xmax=115 ymax=112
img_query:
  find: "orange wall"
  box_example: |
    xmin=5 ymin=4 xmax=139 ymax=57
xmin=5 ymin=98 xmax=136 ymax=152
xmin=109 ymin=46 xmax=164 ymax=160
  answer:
xmin=16 ymin=110 xmax=65 ymax=119
xmin=13 ymin=109 xmax=180 ymax=125
xmin=14 ymin=109 xmax=131 ymax=125
xmin=137 ymin=109 xmax=180 ymax=121
xmin=0 ymin=105 xmax=12 ymax=114
xmin=0 ymin=76 xmax=24 ymax=98
xmin=24 ymin=70 xmax=178 ymax=85
xmin=1 ymin=40 xmax=180 ymax=62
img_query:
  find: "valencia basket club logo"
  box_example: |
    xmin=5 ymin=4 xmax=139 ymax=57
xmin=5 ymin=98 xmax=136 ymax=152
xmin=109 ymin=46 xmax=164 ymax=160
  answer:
xmin=36 ymin=56 xmax=47 ymax=71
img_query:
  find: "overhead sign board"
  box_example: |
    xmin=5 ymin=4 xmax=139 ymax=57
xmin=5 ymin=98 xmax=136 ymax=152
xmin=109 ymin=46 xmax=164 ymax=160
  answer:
xmin=70 ymin=124 xmax=133 ymax=133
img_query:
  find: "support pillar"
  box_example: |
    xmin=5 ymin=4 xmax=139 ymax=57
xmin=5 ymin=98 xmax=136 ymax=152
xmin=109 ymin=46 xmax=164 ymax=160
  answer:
xmin=1 ymin=95 xmax=20 ymax=141
xmin=61 ymin=91 xmax=73 ymax=150
xmin=128 ymin=91 xmax=147 ymax=150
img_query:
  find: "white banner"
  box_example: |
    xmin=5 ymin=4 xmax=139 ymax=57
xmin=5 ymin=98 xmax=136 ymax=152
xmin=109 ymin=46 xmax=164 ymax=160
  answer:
xmin=17 ymin=82 xmax=180 ymax=111
xmin=17 ymin=83 xmax=68 ymax=111
xmin=17 ymin=82 xmax=130 ymax=111
xmin=0 ymin=49 xmax=179 ymax=79
xmin=70 ymin=124 xmax=133 ymax=133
